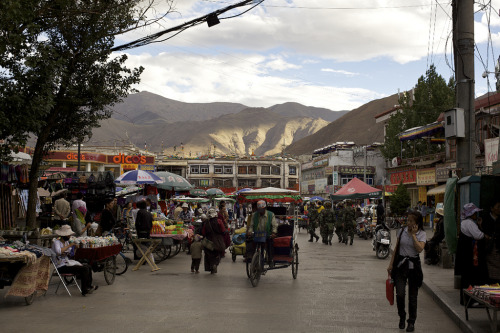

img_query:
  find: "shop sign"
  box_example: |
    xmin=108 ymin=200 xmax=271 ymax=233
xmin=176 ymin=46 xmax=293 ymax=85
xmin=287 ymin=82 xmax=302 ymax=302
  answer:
xmin=315 ymin=178 xmax=328 ymax=192
xmin=333 ymin=171 xmax=339 ymax=186
xmin=325 ymin=185 xmax=334 ymax=194
xmin=416 ymin=168 xmax=436 ymax=186
xmin=485 ymin=137 xmax=499 ymax=167
xmin=338 ymin=165 xmax=375 ymax=174
xmin=139 ymin=164 xmax=155 ymax=171
xmin=121 ymin=164 xmax=138 ymax=170
xmin=385 ymin=185 xmax=398 ymax=193
xmin=325 ymin=166 xmax=333 ymax=174
xmin=301 ymin=162 xmax=313 ymax=170
xmin=46 ymin=151 xmax=107 ymax=163
xmin=307 ymin=184 xmax=315 ymax=194
xmin=313 ymin=159 xmax=328 ymax=167
xmin=389 ymin=169 xmax=416 ymax=185
xmin=111 ymin=153 xmax=152 ymax=165
xmin=418 ymin=186 xmax=427 ymax=203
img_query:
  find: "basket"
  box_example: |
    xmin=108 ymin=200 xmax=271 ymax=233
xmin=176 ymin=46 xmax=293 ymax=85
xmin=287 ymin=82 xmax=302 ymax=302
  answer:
xmin=253 ymin=231 xmax=267 ymax=243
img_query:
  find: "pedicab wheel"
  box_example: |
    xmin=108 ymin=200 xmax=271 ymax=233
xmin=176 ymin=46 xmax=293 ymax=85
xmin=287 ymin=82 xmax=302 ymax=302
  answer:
xmin=291 ymin=247 xmax=299 ymax=279
xmin=249 ymin=251 xmax=261 ymax=287
xmin=245 ymin=257 xmax=251 ymax=278
xmin=104 ymin=256 xmax=116 ymax=285
xmin=153 ymin=244 xmax=169 ymax=263
xmin=25 ymin=292 xmax=35 ymax=305
xmin=115 ymin=253 xmax=128 ymax=276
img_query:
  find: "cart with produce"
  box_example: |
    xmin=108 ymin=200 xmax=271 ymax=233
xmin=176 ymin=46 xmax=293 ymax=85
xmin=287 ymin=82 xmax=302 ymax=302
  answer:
xmin=229 ymin=227 xmax=247 ymax=262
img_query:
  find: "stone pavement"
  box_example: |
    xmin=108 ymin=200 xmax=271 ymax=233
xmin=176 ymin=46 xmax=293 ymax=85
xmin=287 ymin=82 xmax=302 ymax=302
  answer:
xmin=0 ymin=231 xmax=460 ymax=333
xmin=418 ymin=229 xmax=495 ymax=333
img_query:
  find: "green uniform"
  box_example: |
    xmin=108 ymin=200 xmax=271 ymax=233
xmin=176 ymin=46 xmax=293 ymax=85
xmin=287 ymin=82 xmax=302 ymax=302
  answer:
xmin=342 ymin=206 xmax=356 ymax=245
xmin=335 ymin=207 xmax=344 ymax=243
xmin=307 ymin=207 xmax=319 ymax=242
xmin=319 ymin=207 xmax=335 ymax=245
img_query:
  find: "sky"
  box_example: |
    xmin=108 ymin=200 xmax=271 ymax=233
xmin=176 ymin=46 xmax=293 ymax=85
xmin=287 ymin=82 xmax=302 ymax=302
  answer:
xmin=113 ymin=0 xmax=500 ymax=112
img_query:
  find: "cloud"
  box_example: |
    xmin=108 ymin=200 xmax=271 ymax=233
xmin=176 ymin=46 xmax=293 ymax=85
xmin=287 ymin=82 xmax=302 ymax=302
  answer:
xmin=321 ymin=68 xmax=359 ymax=76
xmin=120 ymin=51 xmax=382 ymax=110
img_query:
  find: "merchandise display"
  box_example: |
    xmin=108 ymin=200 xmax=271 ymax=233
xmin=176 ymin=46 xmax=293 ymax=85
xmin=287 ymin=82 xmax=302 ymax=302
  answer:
xmin=466 ymin=284 xmax=500 ymax=307
xmin=68 ymin=236 xmax=119 ymax=248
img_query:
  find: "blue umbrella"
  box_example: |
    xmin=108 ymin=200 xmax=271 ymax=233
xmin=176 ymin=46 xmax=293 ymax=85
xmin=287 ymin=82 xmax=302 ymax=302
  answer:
xmin=115 ymin=170 xmax=163 ymax=185
xmin=310 ymin=196 xmax=325 ymax=201
xmin=236 ymin=188 xmax=252 ymax=194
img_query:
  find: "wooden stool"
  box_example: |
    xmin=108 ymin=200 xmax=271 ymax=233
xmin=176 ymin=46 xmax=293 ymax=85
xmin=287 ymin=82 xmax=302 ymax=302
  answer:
xmin=132 ymin=238 xmax=161 ymax=272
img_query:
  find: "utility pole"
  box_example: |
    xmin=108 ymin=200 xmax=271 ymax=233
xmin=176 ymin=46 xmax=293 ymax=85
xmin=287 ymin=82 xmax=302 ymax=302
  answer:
xmin=363 ymin=146 xmax=367 ymax=183
xmin=453 ymin=0 xmax=475 ymax=176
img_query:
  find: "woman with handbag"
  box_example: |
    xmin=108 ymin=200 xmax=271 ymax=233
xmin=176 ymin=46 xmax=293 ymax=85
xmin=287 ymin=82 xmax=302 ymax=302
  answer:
xmin=202 ymin=208 xmax=226 ymax=274
xmin=387 ymin=211 xmax=426 ymax=332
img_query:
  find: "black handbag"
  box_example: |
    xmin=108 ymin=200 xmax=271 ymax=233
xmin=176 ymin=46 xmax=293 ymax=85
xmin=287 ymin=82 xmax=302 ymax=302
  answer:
xmin=201 ymin=238 xmax=215 ymax=251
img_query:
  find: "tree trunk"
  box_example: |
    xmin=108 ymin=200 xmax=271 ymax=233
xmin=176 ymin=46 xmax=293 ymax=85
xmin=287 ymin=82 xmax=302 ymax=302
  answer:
xmin=25 ymin=134 xmax=49 ymax=229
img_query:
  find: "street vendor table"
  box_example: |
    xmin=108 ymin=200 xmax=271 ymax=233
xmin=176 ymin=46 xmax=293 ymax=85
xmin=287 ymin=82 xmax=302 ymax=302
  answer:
xmin=1 ymin=255 xmax=51 ymax=305
xmin=132 ymin=239 xmax=161 ymax=272
xmin=74 ymin=244 xmax=122 ymax=285
xmin=464 ymin=289 xmax=500 ymax=333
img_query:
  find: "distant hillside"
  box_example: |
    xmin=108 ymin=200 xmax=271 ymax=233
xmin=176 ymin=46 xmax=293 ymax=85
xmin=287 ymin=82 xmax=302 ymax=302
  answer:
xmin=269 ymin=102 xmax=348 ymax=122
xmin=284 ymin=94 xmax=400 ymax=155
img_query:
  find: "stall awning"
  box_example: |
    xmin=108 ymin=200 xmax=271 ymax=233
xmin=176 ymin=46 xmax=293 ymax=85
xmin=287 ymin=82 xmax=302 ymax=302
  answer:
xmin=427 ymin=184 xmax=447 ymax=195
xmin=398 ymin=121 xmax=444 ymax=141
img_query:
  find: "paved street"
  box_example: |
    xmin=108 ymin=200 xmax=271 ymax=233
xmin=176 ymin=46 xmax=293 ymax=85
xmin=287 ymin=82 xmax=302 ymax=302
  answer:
xmin=0 ymin=231 xmax=460 ymax=333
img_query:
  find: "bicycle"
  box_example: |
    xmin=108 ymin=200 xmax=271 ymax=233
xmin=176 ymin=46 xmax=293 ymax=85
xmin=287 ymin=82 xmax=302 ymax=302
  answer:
xmin=113 ymin=225 xmax=134 ymax=253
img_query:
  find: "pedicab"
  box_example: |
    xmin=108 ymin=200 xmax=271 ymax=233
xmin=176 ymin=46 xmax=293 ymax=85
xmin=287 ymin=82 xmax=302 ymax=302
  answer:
xmin=229 ymin=226 xmax=247 ymax=262
xmin=237 ymin=187 xmax=302 ymax=287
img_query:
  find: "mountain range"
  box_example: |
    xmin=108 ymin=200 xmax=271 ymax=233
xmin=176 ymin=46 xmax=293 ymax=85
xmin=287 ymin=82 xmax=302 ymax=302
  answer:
xmin=88 ymin=91 xmax=349 ymax=156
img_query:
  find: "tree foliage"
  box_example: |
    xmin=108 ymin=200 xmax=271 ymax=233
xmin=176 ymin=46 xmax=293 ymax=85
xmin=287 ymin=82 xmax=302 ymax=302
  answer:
xmin=0 ymin=0 xmax=174 ymax=227
xmin=390 ymin=180 xmax=411 ymax=216
xmin=381 ymin=65 xmax=455 ymax=160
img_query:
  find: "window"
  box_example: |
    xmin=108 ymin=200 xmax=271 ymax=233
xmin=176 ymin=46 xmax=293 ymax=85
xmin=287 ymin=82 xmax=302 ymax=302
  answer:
xmin=214 ymin=165 xmax=223 ymax=174
xmin=224 ymin=166 xmax=233 ymax=174
xmin=289 ymin=165 xmax=297 ymax=175
xmin=261 ymin=178 xmax=280 ymax=187
xmin=199 ymin=179 xmax=210 ymax=187
xmin=248 ymin=166 xmax=257 ymax=174
xmin=271 ymin=166 xmax=281 ymax=175
xmin=191 ymin=179 xmax=210 ymax=187
xmin=327 ymin=174 xmax=333 ymax=185
xmin=200 ymin=165 xmax=209 ymax=174
xmin=238 ymin=166 xmax=247 ymax=174
xmin=261 ymin=166 xmax=270 ymax=175
xmin=190 ymin=165 xmax=199 ymax=174
xmin=213 ymin=178 xmax=233 ymax=187
xmin=238 ymin=179 xmax=256 ymax=187
xmin=288 ymin=179 xmax=297 ymax=188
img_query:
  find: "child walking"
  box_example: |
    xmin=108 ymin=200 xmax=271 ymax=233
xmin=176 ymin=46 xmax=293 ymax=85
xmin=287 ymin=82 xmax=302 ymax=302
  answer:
xmin=190 ymin=234 xmax=203 ymax=273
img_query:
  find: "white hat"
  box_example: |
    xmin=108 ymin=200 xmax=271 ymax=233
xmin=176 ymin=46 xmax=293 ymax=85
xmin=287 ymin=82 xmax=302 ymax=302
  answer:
xmin=182 ymin=203 xmax=189 ymax=208
xmin=200 ymin=214 xmax=207 ymax=220
xmin=207 ymin=208 xmax=218 ymax=218
xmin=55 ymin=225 xmax=75 ymax=237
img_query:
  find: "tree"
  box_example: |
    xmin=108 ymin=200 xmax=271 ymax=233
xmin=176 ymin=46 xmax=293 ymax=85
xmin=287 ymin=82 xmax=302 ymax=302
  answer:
xmin=0 ymin=0 xmax=176 ymax=228
xmin=390 ymin=180 xmax=411 ymax=216
xmin=381 ymin=65 xmax=455 ymax=160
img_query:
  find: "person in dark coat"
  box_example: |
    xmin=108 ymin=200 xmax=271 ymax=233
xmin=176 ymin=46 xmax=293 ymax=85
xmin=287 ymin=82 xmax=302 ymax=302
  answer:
xmin=134 ymin=200 xmax=154 ymax=264
xmin=98 ymin=198 xmax=116 ymax=236
xmin=376 ymin=200 xmax=385 ymax=225
xmin=424 ymin=208 xmax=445 ymax=265
xmin=456 ymin=203 xmax=489 ymax=305
xmin=481 ymin=199 xmax=500 ymax=284
xmin=201 ymin=208 xmax=226 ymax=274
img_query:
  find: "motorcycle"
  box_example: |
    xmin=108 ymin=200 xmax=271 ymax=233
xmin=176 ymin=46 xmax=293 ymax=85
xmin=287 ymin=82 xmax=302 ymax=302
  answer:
xmin=356 ymin=217 xmax=369 ymax=240
xmin=372 ymin=223 xmax=391 ymax=259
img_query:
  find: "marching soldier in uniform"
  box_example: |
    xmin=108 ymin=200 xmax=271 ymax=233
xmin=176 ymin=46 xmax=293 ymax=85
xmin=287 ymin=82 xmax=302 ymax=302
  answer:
xmin=307 ymin=202 xmax=320 ymax=242
xmin=335 ymin=201 xmax=345 ymax=243
xmin=319 ymin=201 xmax=336 ymax=245
xmin=342 ymin=200 xmax=356 ymax=245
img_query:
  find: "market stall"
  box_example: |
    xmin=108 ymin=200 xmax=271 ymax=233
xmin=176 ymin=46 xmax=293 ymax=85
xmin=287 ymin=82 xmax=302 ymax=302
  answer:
xmin=0 ymin=241 xmax=52 ymax=305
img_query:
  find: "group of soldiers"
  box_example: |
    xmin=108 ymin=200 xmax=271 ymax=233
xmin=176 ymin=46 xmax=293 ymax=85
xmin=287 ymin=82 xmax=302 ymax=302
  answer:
xmin=307 ymin=200 xmax=356 ymax=245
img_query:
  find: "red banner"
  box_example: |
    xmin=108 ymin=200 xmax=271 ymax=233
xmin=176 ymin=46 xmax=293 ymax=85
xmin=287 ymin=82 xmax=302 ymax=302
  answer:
xmin=45 ymin=151 xmax=107 ymax=163
xmin=389 ymin=169 xmax=416 ymax=185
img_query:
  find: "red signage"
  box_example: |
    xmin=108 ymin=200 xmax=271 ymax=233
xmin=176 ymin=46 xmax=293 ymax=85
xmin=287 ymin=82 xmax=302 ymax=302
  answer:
xmin=46 ymin=151 xmax=107 ymax=163
xmin=389 ymin=169 xmax=416 ymax=185
xmin=109 ymin=153 xmax=154 ymax=165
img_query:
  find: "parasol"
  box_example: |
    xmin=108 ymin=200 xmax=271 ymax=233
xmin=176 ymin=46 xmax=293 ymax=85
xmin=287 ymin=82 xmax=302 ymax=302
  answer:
xmin=115 ymin=170 xmax=163 ymax=185
xmin=330 ymin=177 xmax=381 ymax=200
xmin=189 ymin=188 xmax=208 ymax=197
xmin=206 ymin=188 xmax=225 ymax=197
xmin=153 ymin=171 xmax=193 ymax=191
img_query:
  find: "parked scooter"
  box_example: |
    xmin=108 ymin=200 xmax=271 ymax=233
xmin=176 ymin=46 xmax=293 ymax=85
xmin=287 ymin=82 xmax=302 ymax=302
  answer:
xmin=372 ymin=223 xmax=391 ymax=259
xmin=356 ymin=217 xmax=368 ymax=239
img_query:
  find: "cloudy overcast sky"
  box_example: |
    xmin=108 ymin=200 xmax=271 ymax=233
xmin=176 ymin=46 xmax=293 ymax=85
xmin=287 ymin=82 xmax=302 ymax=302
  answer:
xmin=114 ymin=0 xmax=500 ymax=111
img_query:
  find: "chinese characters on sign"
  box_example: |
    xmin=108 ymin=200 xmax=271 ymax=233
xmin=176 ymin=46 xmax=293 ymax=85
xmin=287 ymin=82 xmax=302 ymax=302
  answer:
xmin=337 ymin=166 xmax=375 ymax=174
xmin=389 ymin=170 xmax=416 ymax=185
xmin=416 ymin=168 xmax=436 ymax=186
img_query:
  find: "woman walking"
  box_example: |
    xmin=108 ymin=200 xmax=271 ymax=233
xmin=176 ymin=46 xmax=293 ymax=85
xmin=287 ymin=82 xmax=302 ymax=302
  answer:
xmin=387 ymin=211 xmax=426 ymax=332
xmin=202 ymin=208 xmax=226 ymax=274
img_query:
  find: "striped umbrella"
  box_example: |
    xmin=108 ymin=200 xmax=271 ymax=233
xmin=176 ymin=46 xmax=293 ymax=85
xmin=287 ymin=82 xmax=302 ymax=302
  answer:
xmin=114 ymin=170 xmax=163 ymax=185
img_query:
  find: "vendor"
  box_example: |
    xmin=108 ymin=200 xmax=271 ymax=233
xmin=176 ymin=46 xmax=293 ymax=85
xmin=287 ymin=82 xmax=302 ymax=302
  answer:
xmin=179 ymin=203 xmax=192 ymax=223
xmin=98 ymin=198 xmax=116 ymax=236
xmin=71 ymin=192 xmax=91 ymax=237
xmin=53 ymin=192 xmax=71 ymax=226
xmin=51 ymin=225 xmax=97 ymax=296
